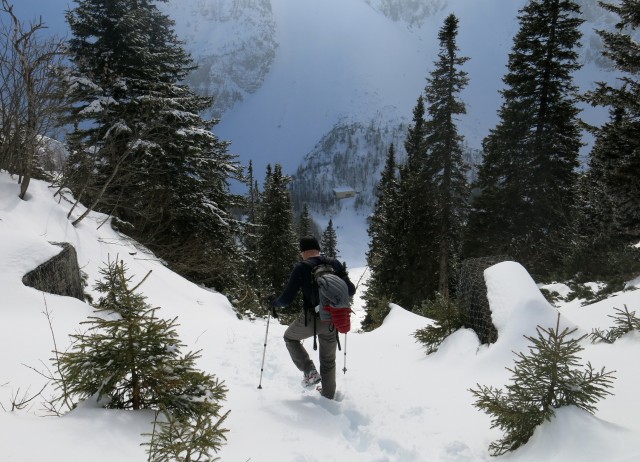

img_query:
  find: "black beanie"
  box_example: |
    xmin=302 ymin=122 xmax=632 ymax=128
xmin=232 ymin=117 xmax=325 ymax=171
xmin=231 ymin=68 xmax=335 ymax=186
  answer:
xmin=299 ymin=236 xmax=321 ymax=252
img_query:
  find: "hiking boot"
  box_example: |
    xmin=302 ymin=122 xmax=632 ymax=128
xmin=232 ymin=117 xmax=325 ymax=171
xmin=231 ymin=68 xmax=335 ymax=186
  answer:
xmin=315 ymin=385 xmax=334 ymax=400
xmin=301 ymin=369 xmax=321 ymax=388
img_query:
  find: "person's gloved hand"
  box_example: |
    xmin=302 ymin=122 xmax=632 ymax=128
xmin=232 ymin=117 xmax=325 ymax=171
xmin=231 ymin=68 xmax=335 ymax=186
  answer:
xmin=268 ymin=295 xmax=279 ymax=318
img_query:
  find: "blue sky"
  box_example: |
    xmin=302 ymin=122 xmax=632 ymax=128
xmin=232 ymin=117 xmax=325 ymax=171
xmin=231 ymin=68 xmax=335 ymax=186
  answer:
xmin=11 ymin=0 xmax=70 ymax=34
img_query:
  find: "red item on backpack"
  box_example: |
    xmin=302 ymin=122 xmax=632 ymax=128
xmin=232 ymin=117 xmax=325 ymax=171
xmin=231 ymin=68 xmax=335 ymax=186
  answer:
xmin=325 ymin=306 xmax=352 ymax=333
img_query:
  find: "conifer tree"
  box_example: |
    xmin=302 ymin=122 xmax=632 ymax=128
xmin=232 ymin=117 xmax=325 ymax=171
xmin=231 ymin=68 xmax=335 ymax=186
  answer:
xmin=246 ymin=160 xmax=260 ymax=226
xmin=61 ymin=0 xmax=243 ymax=290
xmin=297 ymin=203 xmax=314 ymax=238
xmin=363 ymin=144 xmax=401 ymax=328
xmin=413 ymin=293 xmax=464 ymax=354
xmin=423 ymin=14 xmax=470 ymax=298
xmin=590 ymin=305 xmax=640 ymax=344
xmin=466 ymin=0 xmax=584 ymax=277
xmin=471 ymin=316 xmax=615 ymax=456
xmin=404 ymin=97 xmax=429 ymax=175
xmin=386 ymin=16 xmax=470 ymax=308
xmin=565 ymin=0 xmax=640 ymax=281
xmin=144 ymin=407 xmax=230 ymax=462
xmin=242 ymin=160 xmax=260 ymax=281
xmin=564 ymin=166 xmax=616 ymax=279
xmin=256 ymin=164 xmax=298 ymax=301
xmin=582 ymin=0 xmax=640 ymax=245
xmin=55 ymin=259 xmax=228 ymax=423
xmin=321 ymin=219 xmax=339 ymax=259
xmin=394 ymin=96 xmax=439 ymax=309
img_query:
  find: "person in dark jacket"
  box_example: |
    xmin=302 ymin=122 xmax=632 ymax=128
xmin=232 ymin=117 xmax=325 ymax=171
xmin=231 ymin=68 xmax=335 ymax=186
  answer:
xmin=271 ymin=236 xmax=356 ymax=399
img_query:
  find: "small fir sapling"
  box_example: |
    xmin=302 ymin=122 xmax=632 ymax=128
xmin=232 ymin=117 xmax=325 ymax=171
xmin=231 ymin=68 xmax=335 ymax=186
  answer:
xmin=54 ymin=259 xmax=230 ymax=459
xmin=470 ymin=315 xmax=615 ymax=456
xmin=590 ymin=305 xmax=640 ymax=344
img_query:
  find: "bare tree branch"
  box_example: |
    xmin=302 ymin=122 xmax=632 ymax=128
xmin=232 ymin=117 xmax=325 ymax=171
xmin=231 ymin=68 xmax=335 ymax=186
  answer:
xmin=0 ymin=0 xmax=68 ymax=198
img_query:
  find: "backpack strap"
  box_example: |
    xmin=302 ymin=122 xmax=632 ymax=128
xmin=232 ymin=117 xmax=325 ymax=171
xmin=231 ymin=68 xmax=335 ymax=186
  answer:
xmin=302 ymin=256 xmax=330 ymax=308
xmin=302 ymin=258 xmax=323 ymax=345
xmin=311 ymin=259 xmax=321 ymax=349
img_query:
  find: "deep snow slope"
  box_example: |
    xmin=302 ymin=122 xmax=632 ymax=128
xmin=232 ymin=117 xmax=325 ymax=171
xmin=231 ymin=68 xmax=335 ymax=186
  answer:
xmin=1 ymin=173 xmax=639 ymax=462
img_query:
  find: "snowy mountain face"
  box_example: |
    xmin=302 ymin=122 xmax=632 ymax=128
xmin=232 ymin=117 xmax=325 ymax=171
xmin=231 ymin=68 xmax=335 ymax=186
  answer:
xmin=363 ymin=0 xmax=449 ymax=28
xmin=158 ymin=0 xmax=278 ymax=118
xmin=291 ymin=116 xmax=483 ymax=214
xmin=291 ymin=116 xmax=409 ymax=214
xmin=577 ymin=0 xmax=622 ymax=70
xmin=161 ymin=0 xmax=451 ymax=121
xmin=156 ymin=0 xmax=616 ymax=120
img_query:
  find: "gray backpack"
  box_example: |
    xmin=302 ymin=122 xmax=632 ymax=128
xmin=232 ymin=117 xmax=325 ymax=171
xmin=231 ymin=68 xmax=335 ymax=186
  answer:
xmin=307 ymin=261 xmax=352 ymax=333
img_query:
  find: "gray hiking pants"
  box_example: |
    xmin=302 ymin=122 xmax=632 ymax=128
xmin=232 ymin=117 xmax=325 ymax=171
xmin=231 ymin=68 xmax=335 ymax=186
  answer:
xmin=284 ymin=311 xmax=337 ymax=399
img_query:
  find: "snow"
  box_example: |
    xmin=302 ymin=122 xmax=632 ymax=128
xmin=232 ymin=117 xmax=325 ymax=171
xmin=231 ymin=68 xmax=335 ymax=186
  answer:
xmin=315 ymin=196 xmax=371 ymax=267
xmin=484 ymin=262 xmax=572 ymax=350
xmin=79 ymin=97 xmax=116 ymax=115
xmin=1 ymin=172 xmax=639 ymax=461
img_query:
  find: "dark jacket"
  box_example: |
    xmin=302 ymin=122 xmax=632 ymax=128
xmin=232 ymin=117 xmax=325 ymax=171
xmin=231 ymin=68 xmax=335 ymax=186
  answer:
xmin=273 ymin=256 xmax=356 ymax=312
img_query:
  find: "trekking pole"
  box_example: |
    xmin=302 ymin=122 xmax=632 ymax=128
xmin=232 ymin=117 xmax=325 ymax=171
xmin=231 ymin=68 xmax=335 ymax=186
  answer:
xmin=257 ymin=308 xmax=274 ymax=389
xmin=342 ymin=333 xmax=348 ymax=374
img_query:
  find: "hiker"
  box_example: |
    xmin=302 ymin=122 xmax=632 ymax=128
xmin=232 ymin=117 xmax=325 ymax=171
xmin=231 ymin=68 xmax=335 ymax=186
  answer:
xmin=271 ymin=236 xmax=356 ymax=399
